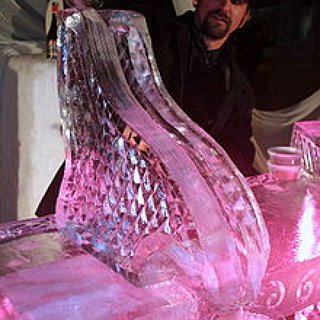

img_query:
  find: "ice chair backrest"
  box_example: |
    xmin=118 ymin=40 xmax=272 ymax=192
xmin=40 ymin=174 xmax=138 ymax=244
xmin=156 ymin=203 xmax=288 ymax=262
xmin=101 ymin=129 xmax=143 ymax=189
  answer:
xmin=55 ymin=8 xmax=270 ymax=311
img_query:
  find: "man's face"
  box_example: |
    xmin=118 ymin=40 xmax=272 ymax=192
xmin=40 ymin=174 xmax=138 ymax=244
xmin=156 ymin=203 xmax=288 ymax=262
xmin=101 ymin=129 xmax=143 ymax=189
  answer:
xmin=194 ymin=0 xmax=249 ymax=40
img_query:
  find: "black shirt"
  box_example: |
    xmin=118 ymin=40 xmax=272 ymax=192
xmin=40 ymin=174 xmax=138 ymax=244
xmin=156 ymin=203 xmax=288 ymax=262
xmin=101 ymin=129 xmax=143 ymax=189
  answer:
xmin=153 ymin=11 xmax=256 ymax=175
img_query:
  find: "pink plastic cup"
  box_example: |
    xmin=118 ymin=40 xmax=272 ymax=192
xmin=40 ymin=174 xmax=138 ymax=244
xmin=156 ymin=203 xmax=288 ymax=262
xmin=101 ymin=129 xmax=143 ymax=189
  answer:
xmin=267 ymin=146 xmax=302 ymax=181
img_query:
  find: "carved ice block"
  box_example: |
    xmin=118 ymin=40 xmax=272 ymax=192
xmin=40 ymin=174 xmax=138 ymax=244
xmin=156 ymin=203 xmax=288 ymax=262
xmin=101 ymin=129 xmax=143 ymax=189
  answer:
xmin=55 ymin=8 xmax=270 ymax=314
xmin=291 ymin=121 xmax=320 ymax=178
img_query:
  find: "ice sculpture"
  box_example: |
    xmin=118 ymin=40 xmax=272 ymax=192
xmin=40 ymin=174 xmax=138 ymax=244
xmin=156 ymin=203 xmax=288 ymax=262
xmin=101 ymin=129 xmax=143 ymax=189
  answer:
xmin=291 ymin=121 xmax=320 ymax=178
xmin=55 ymin=8 xmax=270 ymax=318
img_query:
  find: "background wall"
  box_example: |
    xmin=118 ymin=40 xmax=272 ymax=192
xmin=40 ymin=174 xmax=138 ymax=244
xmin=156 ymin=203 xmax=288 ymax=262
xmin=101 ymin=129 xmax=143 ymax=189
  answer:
xmin=172 ymin=0 xmax=193 ymax=15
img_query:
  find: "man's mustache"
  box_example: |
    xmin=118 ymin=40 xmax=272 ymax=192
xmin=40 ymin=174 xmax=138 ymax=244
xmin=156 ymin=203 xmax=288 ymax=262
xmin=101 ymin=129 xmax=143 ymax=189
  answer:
xmin=206 ymin=9 xmax=230 ymax=23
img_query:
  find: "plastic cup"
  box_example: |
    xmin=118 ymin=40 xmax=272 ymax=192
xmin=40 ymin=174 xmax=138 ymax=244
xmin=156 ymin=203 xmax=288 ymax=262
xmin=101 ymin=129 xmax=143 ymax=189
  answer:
xmin=267 ymin=146 xmax=302 ymax=181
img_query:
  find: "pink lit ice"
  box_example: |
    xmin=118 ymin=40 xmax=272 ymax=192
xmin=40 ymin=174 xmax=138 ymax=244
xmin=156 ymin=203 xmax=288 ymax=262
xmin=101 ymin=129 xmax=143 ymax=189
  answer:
xmin=0 ymin=255 xmax=195 ymax=320
xmin=55 ymin=8 xmax=270 ymax=318
xmin=0 ymin=292 xmax=19 ymax=320
xmin=296 ymin=190 xmax=319 ymax=262
xmin=291 ymin=121 xmax=320 ymax=177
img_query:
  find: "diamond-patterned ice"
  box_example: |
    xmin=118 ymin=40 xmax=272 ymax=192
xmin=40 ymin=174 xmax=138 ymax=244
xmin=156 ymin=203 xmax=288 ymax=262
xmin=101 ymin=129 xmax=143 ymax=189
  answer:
xmin=55 ymin=8 xmax=270 ymax=317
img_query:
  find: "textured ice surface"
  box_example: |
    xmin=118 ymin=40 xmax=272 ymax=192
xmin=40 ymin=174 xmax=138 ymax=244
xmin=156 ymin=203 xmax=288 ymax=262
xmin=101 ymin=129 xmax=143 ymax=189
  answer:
xmin=55 ymin=8 xmax=270 ymax=315
xmin=0 ymin=291 xmax=18 ymax=320
xmin=0 ymin=228 xmax=198 ymax=319
xmin=0 ymin=254 xmax=177 ymax=320
xmin=291 ymin=121 xmax=320 ymax=178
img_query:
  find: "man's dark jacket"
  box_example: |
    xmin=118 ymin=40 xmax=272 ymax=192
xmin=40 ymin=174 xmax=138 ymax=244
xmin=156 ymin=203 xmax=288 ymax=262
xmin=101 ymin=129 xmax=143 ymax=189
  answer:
xmin=152 ymin=11 xmax=256 ymax=176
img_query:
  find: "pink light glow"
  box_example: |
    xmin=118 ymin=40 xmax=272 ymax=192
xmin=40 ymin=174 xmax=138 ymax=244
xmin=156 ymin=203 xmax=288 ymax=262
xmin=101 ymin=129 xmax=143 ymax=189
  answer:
xmin=0 ymin=292 xmax=18 ymax=319
xmin=296 ymin=190 xmax=319 ymax=262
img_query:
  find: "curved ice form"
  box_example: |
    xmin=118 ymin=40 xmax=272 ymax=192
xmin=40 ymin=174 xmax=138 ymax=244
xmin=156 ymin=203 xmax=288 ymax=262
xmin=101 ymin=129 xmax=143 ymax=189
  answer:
xmin=55 ymin=9 xmax=270 ymax=316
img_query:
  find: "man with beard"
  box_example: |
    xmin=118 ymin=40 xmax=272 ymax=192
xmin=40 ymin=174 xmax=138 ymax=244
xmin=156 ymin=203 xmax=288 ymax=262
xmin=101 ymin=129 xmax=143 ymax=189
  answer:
xmin=36 ymin=0 xmax=255 ymax=216
xmin=108 ymin=0 xmax=256 ymax=175
xmin=152 ymin=0 xmax=255 ymax=176
xmin=75 ymin=0 xmax=255 ymax=176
